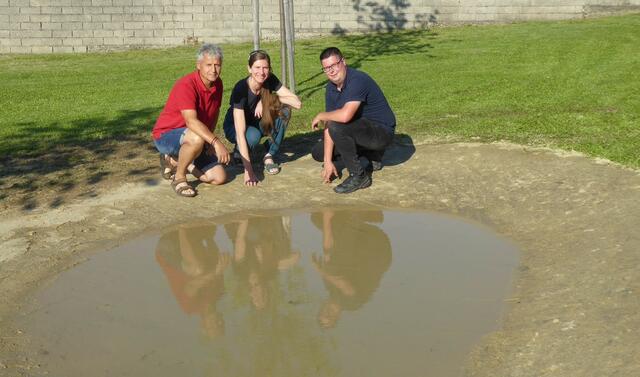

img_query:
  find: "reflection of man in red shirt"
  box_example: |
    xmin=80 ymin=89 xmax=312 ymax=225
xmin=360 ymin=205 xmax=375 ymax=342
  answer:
xmin=152 ymin=43 xmax=230 ymax=198
xmin=155 ymin=224 xmax=230 ymax=338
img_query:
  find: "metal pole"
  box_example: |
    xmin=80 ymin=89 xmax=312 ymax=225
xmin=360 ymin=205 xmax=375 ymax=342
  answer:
xmin=252 ymin=0 xmax=260 ymax=50
xmin=287 ymin=0 xmax=295 ymax=54
xmin=283 ymin=0 xmax=295 ymax=92
xmin=279 ymin=0 xmax=287 ymax=86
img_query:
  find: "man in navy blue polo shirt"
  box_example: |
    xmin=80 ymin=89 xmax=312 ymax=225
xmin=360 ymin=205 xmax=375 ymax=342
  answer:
xmin=311 ymin=47 xmax=396 ymax=194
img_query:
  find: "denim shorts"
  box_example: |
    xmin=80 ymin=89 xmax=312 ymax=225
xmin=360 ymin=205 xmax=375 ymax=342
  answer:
xmin=154 ymin=127 xmax=219 ymax=173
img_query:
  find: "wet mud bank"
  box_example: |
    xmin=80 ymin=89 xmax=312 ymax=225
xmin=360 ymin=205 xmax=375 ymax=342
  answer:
xmin=1 ymin=142 xmax=639 ymax=376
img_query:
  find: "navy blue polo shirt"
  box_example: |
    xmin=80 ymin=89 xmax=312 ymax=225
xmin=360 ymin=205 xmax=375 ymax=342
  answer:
xmin=325 ymin=67 xmax=396 ymax=132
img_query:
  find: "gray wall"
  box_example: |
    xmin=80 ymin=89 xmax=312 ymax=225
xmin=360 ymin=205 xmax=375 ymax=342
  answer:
xmin=1 ymin=0 xmax=639 ymax=53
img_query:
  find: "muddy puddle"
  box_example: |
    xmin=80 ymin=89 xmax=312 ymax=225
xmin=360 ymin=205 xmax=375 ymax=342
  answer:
xmin=12 ymin=208 xmax=519 ymax=377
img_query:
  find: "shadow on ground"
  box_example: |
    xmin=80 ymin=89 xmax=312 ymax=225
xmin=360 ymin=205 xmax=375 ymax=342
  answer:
xmin=0 ymin=107 xmax=163 ymax=212
xmin=1 ymin=125 xmax=416 ymax=212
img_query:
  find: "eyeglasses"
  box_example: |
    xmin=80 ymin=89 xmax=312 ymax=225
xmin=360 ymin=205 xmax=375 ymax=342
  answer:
xmin=321 ymin=58 xmax=343 ymax=73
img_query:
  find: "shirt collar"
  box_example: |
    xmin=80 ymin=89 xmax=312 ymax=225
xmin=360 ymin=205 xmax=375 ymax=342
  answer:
xmin=193 ymin=70 xmax=219 ymax=94
xmin=329 ymin=66 xmax=351 ymax=93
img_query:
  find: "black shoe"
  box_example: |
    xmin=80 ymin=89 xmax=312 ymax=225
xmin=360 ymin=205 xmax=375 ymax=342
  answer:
xmin=363 ymin=159 xmax=382 ymax=173
xmin=334 ymin=173 xmax=371 ymax=194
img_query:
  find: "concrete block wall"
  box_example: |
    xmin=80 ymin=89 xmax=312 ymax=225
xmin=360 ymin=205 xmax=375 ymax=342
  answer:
xmin=1 ymin=0 xmax=639 ymax=53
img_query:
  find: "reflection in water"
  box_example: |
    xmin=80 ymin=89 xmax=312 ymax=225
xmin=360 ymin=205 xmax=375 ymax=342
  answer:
xmin=155 ymin=211 xmax=389 ymax=333
xmin=224 ymin=216 xmax=300 ymax=310
xmin=155 ymin=224 xmax=230 ymax=338
xmin=14 ymin=209 xmax=519 ymax=377
xmin=311 ymin=209 xmax=391 ymax=328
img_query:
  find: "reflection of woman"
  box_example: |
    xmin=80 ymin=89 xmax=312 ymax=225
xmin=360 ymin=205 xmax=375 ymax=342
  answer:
xmin=223 ymin=50 xmax=302 ymax=185
xmin=224 ymin=215 xmax=300 ymax=310
xmin=155 ymin=224 xmax=230 ymax=338
xmin=311 ymin=209 xmax=392 ymax=328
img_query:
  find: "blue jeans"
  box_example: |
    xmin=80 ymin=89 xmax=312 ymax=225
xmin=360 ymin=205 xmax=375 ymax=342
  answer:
xmin=154 ymin=127 xmax=219 ymax=173
xmin=223 ymin=108 xmax=290 ymax=156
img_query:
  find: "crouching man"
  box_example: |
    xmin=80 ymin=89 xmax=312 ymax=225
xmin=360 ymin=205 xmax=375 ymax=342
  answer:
xmin=152 ymin=43 xmax=230 ymax=197
xmin=311 ymin=47 xmax=396 ymax=194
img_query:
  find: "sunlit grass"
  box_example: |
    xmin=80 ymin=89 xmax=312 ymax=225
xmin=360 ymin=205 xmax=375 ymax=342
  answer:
xmin=0 ymin=13 xmax=638 ymax=167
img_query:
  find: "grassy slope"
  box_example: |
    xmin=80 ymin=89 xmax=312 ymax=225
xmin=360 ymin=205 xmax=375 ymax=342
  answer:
xmin=0 ymin=14 xmax=638 ymax=167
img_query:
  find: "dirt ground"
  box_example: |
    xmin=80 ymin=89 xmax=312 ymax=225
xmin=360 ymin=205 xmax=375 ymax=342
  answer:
xmin=1 ymin=135 xmax=639 ymax=376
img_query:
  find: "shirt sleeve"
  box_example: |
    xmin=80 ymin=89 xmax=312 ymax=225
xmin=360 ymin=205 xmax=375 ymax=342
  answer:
xmin=231 ymin=80 xmax=247 ymax=110
xmin=343 ymin=76 xmax=367 ymax=103
xmin=266 ymin=74 xmax=283 ymax=92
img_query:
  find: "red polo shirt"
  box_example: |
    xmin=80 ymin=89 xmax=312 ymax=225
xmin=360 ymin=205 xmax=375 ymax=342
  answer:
xmin=152 ymin=71 xmax=223 ymax=140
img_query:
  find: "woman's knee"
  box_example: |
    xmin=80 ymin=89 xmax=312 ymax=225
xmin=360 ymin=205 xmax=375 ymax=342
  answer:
xmin=245 ymin=127 xmax=263 ymax=148
xmin=200 ymin=165 xmax=227 ymax=185
xmin=276 ymin=108 xmax=291 ymax=129
xmin=280 ymin=106 xmax=291 ymax=120
xmin=274 ymin=116 xmax=289 ymax=134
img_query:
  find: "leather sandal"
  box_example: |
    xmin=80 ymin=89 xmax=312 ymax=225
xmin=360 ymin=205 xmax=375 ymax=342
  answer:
xmin=159 ymin=154 xmax=175 ymax=180
xmin=263 ymin=155 xmax=281 ymax=175
xmin=171 ymin=178 xmax=197 ymax=197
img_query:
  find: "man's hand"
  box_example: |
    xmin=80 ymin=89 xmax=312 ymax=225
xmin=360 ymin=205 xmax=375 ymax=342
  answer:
xmin=321 ymin=161 xmax=338 ymax=183
xmin=311 ymin=114 xmax=324 ymax=130
xmin=244 ymin=169 xmax=259 ymax=186
xmin=211 ymin=141 xmax=230 ymax=165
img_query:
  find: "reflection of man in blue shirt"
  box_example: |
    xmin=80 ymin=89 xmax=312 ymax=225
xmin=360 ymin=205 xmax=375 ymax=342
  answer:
xmin=311 ymin=209 xmax=392 ymax=328
xmin=311 ymin=47 xmax=396 ymax=194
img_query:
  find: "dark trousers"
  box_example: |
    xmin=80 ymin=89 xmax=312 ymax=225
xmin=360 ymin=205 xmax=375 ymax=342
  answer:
xmin=311 ymin=118 xmax=393 ymax=176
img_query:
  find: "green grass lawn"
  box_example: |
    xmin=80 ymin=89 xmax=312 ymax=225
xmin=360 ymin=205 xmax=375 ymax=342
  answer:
xmin=1 ymin=13 xmax=638 ymax=167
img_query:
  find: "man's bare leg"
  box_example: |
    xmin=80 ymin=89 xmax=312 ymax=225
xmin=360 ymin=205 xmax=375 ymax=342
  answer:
xmin=174 ymin=130 xmax=206 ymax=196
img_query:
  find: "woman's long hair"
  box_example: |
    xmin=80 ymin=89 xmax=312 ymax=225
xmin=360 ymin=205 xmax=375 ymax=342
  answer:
xmin=248 ymin=50 xmax=289 ymax=137
xmin=259 ymin=88 xmax=290 ymax=137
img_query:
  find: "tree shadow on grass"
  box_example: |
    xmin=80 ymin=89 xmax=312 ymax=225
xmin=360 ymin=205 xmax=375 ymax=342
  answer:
xmin=0 ymin=106 xmax=162 ymax=212
xmin=296 ymin=29 xmax=437 ymax=100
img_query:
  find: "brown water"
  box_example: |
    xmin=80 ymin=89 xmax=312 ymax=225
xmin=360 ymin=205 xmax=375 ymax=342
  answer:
xmin=13 ymin=209 xmax=518 ymax=377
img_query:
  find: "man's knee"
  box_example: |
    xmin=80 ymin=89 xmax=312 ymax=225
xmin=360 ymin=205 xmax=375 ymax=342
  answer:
xmin=327 ymin=121 xmax=345 ymax=139
xmin=182 ymin=130 xmax=206 ymax=149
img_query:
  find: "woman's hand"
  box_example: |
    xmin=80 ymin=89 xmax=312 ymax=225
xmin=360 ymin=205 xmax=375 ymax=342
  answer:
xmin=254 ymin=100 xmax=263 ymax=119
xmin=244 ymin=169 xmax=259 ymax=186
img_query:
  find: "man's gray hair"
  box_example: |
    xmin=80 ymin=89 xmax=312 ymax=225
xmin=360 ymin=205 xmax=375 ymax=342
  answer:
xmin=197 ymin=43 xmax=223 ymax=61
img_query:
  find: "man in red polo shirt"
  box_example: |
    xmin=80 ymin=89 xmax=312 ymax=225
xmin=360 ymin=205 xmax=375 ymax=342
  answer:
xmin=152 ymin=43 xmax=230 ymax=197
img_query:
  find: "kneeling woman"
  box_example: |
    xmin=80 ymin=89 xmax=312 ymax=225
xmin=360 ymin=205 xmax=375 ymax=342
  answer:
xmin=223 ymin=50 xmax=301 ymax=186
